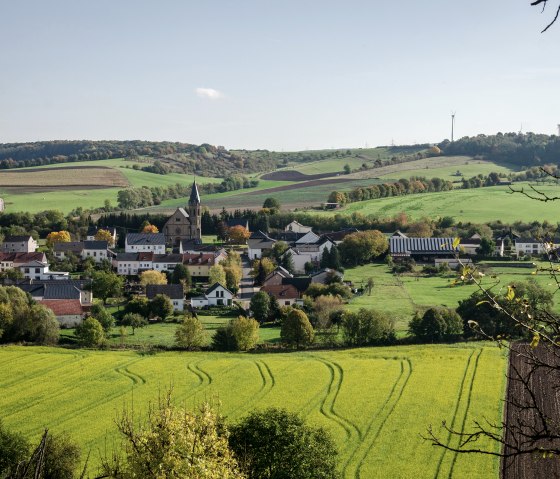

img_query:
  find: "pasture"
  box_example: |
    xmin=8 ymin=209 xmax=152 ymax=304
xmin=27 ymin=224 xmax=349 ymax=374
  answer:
xmin=0 ymin=344 xmax=506 ymax=478
xmin=344 ymin=261 xmax=557 ymax=333
xmin=326 ymin=183 xmax=560 ymax=223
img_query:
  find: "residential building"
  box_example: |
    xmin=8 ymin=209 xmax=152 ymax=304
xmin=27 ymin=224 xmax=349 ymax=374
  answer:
xmin=53 ymin=241 xmax=111 ymax=263
xmin=125 ymin=233 xmax=166 ymax=254
xmin=0 ymin=252 xmax=47 ymax=272
xmin=514 ymin=236 xmax=560 ymax=257
xmin=113 ymin=252 xmax=153 ymax=276
xmin=310 ymin=268 xmax=343 ymax=284
xmin=18 ymin=261 xmax=69 ymax=280
xmin=261 ymin=283 xmax=301 ymax=306
xmin=285 ymin=221 xmax=312 ymax=234
xmin=190 ymin=283 xmax=234 ymax=308
xmin=1 ymin=235 xmax=37 ymax=253
xmin=248 ymin=231 xmax=276 ymax=260
xmin=182 ymin=252 xmax=227 ymax=279
xmin=86 ymin=226 xmax=117 ymax=244
xmin=146 ymin=284 xmax=185 ymax=312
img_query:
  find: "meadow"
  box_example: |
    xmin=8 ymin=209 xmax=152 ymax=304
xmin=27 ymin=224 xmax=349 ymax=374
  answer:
xmin=0 ymin=343 xmax=506 ymax=478
xmin=324 ymin=182 xmax=560 ymax=223
xmin=343 ymin=261 xmax=556 ymax=333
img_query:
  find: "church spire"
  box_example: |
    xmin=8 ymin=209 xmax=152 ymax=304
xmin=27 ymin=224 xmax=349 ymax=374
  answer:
xmin=189 ymin=179 xmax=201 ymax=205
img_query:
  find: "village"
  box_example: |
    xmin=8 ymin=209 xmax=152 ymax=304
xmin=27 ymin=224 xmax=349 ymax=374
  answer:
xmin=0 ymin=179 xmax=552 ymax=330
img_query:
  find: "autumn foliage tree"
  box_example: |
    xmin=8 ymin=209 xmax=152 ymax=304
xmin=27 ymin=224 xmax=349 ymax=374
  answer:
xmin=139 ymin=270 xmax=167 ymax=287
xmin=227 ymin=225 xmax=250 ymax=244
xmin=141 ymin=223 xmax=159 ymax=233
xmin=94 ymin=228 xmax=115 ymax=246
xmin=46 ymin=230 xmax=71 ymax=248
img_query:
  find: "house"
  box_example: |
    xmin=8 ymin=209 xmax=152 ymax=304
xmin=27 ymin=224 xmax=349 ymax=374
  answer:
xmin=389 ymin=232 xmax=460 ymax=263
xmin=18 ymin=260 xmax=69 ymax=280
xmin=182 ymin=252 xmax=227 ymax=279
xmin=310 ymin=268 xmax=344 ymax=284
xmin=514 ymin=236 xmax=560 ymax=257
xmin=146 ymin=284 xmax=185 ymax=312
xmin=494 ymin=231 xmax=520 ymax=257
xmin=152 ymin=254 xmax=183 ymax=273
xmin=0 ymin=252 xmax=47 ymax=272
xmin=283 ymin=237 xmax=335 ymax=274
xmin=285 ymin=221 xmax=312 ymax=234
xmin=163 ymin=181 xmax=202 ymax=247
xmin=113 ymin=252 xmax=154 ymax=276
xmin=18 ymin=279 xmax=93 ymax=327
xmin=82 ymin=241 xmax=111 ymax=262
xmin=190 ymin=283 xmax=234 ymax=308
xmin=53 ymin=242 xmax=84 ymax=260
xmin=248 ymin=231 xmax=276 ymax=260
xmin=2 ymin=235 xmax=37 ymax=253
xmin=323 ymin=228 xmax=359 ymax=244
xmin=295 ymin=231 xmax=321 ymax=244
xmin=261 ymin=283 xmax=301 ymax=306
xmin=459 ymin=234 xmax=482 ymax=256
xmin=125 ymin=233 xmax=166 ymax=254
xmin=53 ymin=241 xmax=111 ymax=263
xmin=86 ymin=226 xmax=117 ymax=244
xmin=262 ymin=266 xmax=293 ymax=286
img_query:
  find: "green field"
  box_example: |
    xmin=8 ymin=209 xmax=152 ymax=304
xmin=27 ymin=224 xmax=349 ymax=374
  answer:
xmin=60 ymin=316 xmax=282 ymax=347
xmin=0 ymin=344 xmax=506 ymax=478
xmin=323 ymin=182 xmax=560 ymax=223
xmin=343 ymin=261 xmax=558 ymax=333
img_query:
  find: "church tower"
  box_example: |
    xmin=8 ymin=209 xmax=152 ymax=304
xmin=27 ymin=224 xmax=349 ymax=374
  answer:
xmin=187 ymin=180 xmax=202 ymax=241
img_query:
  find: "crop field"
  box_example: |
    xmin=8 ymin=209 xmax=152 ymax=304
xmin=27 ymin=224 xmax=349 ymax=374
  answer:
xmin=379 ymin=159 xmax=516 ymax=182
xmin=0 ymin=160 xmax=223 ymax=214
xmin=0 ymin=344 xmax=506 ymax=478
xmin=322 ymin=182 xmax=560 ymax=223
xmin=344 ymin=262 xmax=559 ymax=333
xmin=0 ymin=166 xmax=130 ymax=190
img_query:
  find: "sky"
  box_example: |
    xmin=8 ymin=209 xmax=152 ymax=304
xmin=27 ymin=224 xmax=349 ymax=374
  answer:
xmin=1 ymin=0 xmax=559 ymax=151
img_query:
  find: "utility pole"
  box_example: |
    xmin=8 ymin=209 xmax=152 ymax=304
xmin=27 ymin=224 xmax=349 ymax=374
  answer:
xmin=451 ymin=112 xmax=456 ymax=142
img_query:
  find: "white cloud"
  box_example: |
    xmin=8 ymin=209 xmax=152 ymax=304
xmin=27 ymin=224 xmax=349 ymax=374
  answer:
xmin=195 ymin=87 xmax=224 ymax=100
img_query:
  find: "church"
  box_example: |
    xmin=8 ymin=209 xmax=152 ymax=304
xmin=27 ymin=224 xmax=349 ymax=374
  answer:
xmin=163 ymin=180 xmax=202 ymax=247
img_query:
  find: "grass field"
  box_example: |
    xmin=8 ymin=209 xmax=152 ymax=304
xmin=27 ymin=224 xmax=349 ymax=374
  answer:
xmin=0 ymin=344 xmax=506 ymax=478
xmin=343 ymin=261 xmax=558 ymax=333
xmin=60 ymin=317 xmax=282 ymax=347
xmin=322 ymin=182 xmax=560 ymax=223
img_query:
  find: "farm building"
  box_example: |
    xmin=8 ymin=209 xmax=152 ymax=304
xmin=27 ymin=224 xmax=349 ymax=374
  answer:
xmin=285 ymin=221 xmax=312 ymax=234
xmin=389 ymin=232 xmax=460 ymax=262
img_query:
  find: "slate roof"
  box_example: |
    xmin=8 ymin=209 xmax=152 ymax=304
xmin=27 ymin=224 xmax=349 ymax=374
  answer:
xmin=248 ymin=231 xmax=276 ymax=249
xmin=206 ymin=282 xmax=234 ymax=296
xmin=152 ymin=254 xmax=183 ymax=264
xmin=53 ymin=242 xmax=84 ymax=253
xmin=189 ymin=181 xmax=201 ymax=204
xmin=115 ymin=253 xmax=142 ymax=261
xmin=322 ymin=228 xmax=359 ymax=242
xmin=390 ymin=237 xmax=460 ymax=255
xmin=83 ymin=241 xmax=109 ymax=250
xmin=146 ymin=284 xmax=184 ymax=300
xmin=3 ymin=235 xmax=32 ymax=242
xmin=126 ymin=233 xmax=166 ymax=246
xmin=282 ymin=276 xmax=312 ymax=293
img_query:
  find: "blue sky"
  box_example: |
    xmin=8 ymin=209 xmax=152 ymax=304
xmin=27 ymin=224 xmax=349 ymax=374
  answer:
xmin=1 ymin=1 xmax=559 ymax=150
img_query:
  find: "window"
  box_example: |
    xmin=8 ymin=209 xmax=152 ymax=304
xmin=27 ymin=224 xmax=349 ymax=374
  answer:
xmin=285 ymin=300 xmax=290 ymax=305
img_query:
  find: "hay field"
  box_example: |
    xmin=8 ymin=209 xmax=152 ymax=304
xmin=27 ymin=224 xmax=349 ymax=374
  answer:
xmin=0 ymin=344 xmax=506 ymax=478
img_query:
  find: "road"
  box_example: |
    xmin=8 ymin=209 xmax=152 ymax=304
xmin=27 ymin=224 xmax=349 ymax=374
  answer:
xmin=238 ymin=254 xmax=257 ymax=307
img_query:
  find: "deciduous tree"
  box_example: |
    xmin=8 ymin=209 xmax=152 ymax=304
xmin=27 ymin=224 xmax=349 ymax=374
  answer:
xmin=175 ymin=315 xmax=206 ymax=350
xmin=281 ymin=309 xmax=314 ymax=348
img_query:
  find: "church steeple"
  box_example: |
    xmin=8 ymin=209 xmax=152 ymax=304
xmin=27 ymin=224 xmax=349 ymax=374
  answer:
xmin=189 ymin=180 xmax=201 ymax=205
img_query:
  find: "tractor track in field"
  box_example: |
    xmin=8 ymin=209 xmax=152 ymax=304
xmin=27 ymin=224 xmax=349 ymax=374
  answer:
xmin=342 ymin=358 xmax=413 ymax=479
xmin=115 ymin=364 xmax=147 ymax=386
xmin=187 ymin=360 xmax=213 ymax=387
xmin=315 ymin=358 xmax=361 ymax=445
xmin=45 ymin=359 xmax=148 ymax=429
xmin=433 ymin=349 xmax=480 ymax=479
xmin=227 ymin=360 xmax=276 ymax=417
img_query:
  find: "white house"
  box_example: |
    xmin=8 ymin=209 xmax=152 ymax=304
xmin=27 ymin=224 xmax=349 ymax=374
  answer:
xmin=82 ymin=241 xmax=111 ymax=263
xmin=514 ymin=237 xmax=560 ymax=257
xmin=18 ymin=261 xmax=69 ymax=280
xmin=113 ymin=252 xmax=154 ymax=276
xmin=285 ymin=221 xmax=312 ymax=234
xmin=152 ymin=254 xmax=183 ymax=273
xmin=190 ymin=283 xmax=234 ymax=308
xmin=146 ymin=284 xmax=185 ymax=312
xmin=2 ymin=235 xmax=38 ymax=253
xmin=125 ymin=233 xmax=166 ymax=254
xmin=247 ymin=231 xmax=276 ymax=260
xmin=284 ymin=237 xmax=335 ymax=274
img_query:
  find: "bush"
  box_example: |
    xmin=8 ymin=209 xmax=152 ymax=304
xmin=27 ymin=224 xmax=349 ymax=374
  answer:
xmin=229 ymin=408 xmax=339 ymax=479
xmin=408 ymin=307 xmax=463 ymax=342
xmin=342 ymin=308 xmax=395 ymax=346
xmin=211 ymin=316 xmax=259 ymax=351
xmin=75 ymin=317 xmax=105 ymax=347
xmin=175 ymin=315 xmax=206 ymax=350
